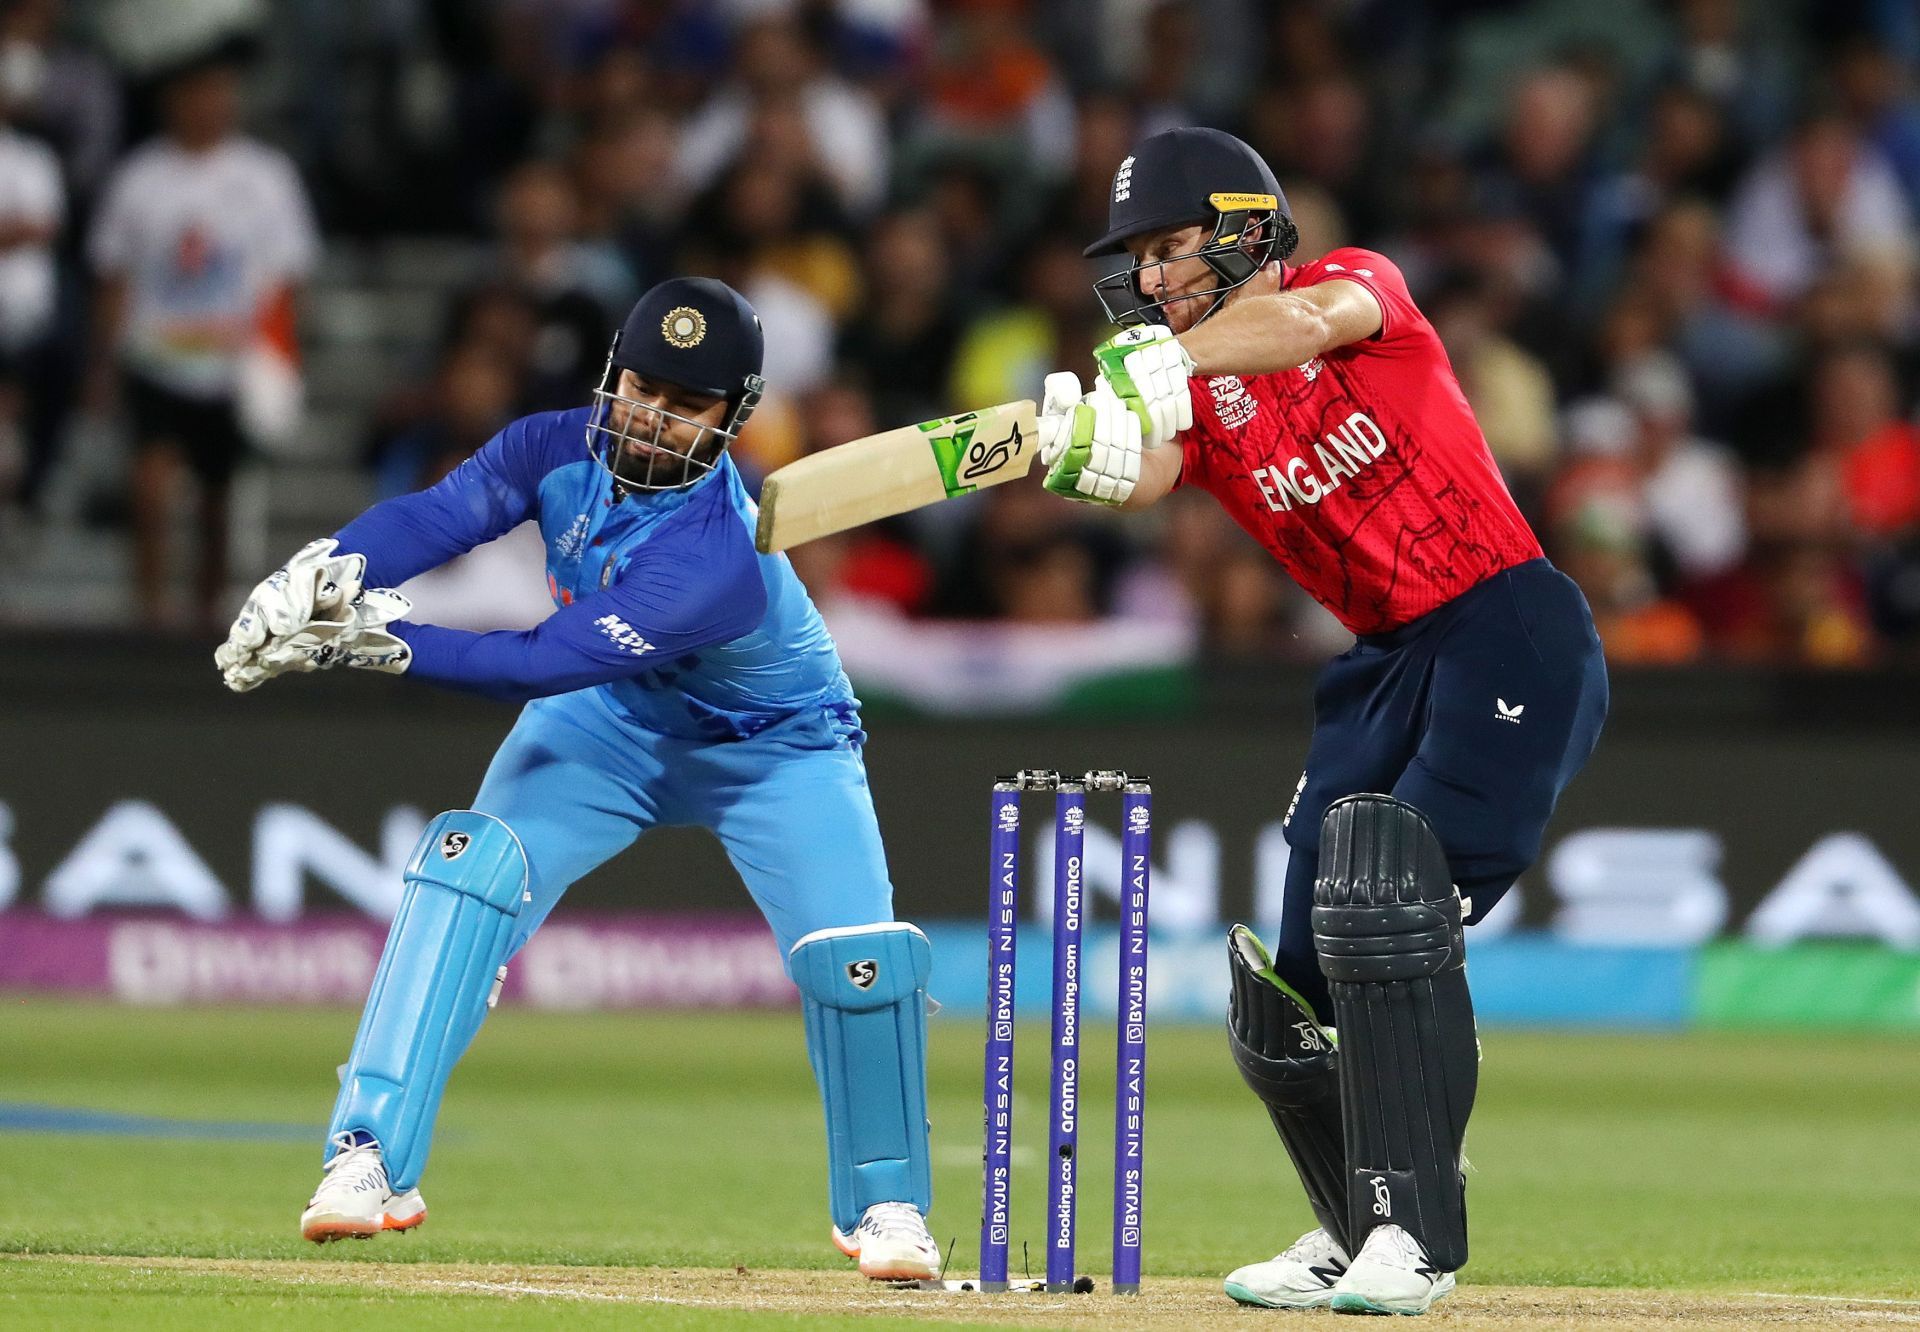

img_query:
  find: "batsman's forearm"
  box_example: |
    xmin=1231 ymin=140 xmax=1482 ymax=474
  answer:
xmin=1177 ymin=293 xmax=1333 ymax=377
xmin=1120 ymin=443 xmax=1182 ymax=509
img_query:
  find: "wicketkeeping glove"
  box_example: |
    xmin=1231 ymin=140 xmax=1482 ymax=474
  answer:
xmin=223 ymin=588 xmax=414 ymax=693
xmin=1040 ymin=371 xmax=1141 ymax=507
xmin=1092 ymin=324 xmax=1194 ymax=449
xmin=214 ymin=538 xmax=365 ymax=678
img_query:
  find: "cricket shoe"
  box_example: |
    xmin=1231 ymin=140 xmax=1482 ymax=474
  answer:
xmin=1329 ymin=1224 xmax=1454 ymax=1315
xmin=300 ymin=1133 xmax=427 ymax=1242
xmin=831 ymin=1202 xmax=941 ymax=1281
xmin=1223 ymin=1226 xmax=1350 ymax=1309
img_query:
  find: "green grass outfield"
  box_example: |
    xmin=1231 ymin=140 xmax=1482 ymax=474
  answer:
xmin=1 ymin=999 xmax=1915 ymax=1328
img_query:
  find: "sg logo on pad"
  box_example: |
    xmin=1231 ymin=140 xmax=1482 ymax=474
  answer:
xmin=440 ymin=831 xmax=472 ymax=860
xmin=845 ymin=959 xmax=879 ymax=990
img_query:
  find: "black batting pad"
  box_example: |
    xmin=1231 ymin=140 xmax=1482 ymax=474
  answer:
xmin=1311 ymin=795 xmax=1477 ymax=1272
xmin=1225 ymin=924 xmax=1350 ymax=1254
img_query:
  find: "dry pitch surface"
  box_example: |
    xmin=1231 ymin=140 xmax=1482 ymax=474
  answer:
xmin=15 ymin=1256 xmax=1920 ymax=1330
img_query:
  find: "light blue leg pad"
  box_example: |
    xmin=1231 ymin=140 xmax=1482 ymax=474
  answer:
xmin=789 ymin=922 xmax=934 ymax=1234
xmin=325 ymin=810 xmax=528 ymax=1191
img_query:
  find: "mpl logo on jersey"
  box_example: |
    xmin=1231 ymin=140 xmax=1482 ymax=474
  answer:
xmin=1248 ymin=410 xmax=1390 ymax=512
xmin=593 ymin=614 xmax=655 ymax=656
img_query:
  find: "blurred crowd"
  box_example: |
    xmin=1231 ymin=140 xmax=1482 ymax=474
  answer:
xmin=4 ymin=0 xmax=1920 ymax=669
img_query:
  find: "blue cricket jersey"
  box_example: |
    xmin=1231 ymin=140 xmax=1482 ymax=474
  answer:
xmin=333 ymin=407 xmax=855 ymax=738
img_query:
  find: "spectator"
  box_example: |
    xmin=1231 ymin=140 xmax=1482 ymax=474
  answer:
xmin=573 ymin=108 xmax=683 ymax=292
xmin=372 ymin=340 xmax=522 ymax=499
xmin=1748 ymin=341 xmax=1920 ymax=550
xmin=1723 ymin=109 xmax=1915 ymax=312
xmin=836 ymin=209 xmax=961 ymax=428
xmin=1426 ymin=269 xmax=1558 ymax=509
xmin=0 ymin=85 xmax=63 ymax=514
xmin=1248 ymin=70 xmax=1381 ymax=239
xmin=949 ymin=235 xmax=1110 ymax=415
xmin=908 ymin=0 xmax=1072 ymax=184
xmin=0 ymin=0 xmax=121 ymax=208
xmin=674 ymin=15 xmax=889 ymax=218
xmin=86 ymin=48 xmax=317 ymax=629
xmin=486 ymin=159 xmax=634 ymax=410
xmin=1833 ymin=37 xmax=1920 ymax=213
xmin=1587 ymin=85 xmax=1742 ymax=296
xmin=1710 ymin=539 xmax=1876 ymax=667
xmin=1665 ymin=0 xmax=1797 ymax=150
xmin=1617 ymin=199 xmax=1786 ymax=432
xmin=1616 ymin=351 xmax=1748 ymax=585
xmin=1551 ymin=440 xmax=1708 ymax=666
xmin=1472 ymin=66 xmax=1608 ymax=303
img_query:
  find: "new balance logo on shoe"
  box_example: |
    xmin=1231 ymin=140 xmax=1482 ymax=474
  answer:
xmin=1495 ymin=698 xmax=1525 ymax=723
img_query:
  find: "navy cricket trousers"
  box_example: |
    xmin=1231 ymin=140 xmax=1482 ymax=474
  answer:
xmin=1272 ymin=558 xmax=1609 ymax=1016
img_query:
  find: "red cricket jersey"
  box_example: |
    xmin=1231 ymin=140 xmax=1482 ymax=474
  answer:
xmin=1177 ymin=247 xmax=1542 ymax=635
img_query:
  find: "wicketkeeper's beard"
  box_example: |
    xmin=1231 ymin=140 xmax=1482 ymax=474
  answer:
xmin=585 ymin=392 xmax=733 ymax=491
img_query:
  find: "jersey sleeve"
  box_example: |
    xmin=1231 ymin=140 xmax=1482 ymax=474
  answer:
xmin=385 ymin=497 xmax=769 ymax=702
xmin=332 ymin=411 xmax=576 ymax=586
xmin=1299 ymin=248 xmax=1423 ymax=349
xmin=1176 ymin=422 xmax=1208 ymax=493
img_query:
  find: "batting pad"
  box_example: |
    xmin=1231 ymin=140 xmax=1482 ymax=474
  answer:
xmin=1226 ymin=924 xmax=1350 ymax=1255
xmin=327 ymin=810 xmax=528 ymax=1191
xmin=1311 ymin=794 xmax=1477 ymax=1272
xmin=789 ymin=922 xmax=933 ymax=1233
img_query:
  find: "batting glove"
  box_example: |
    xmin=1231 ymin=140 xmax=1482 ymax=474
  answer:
xmin=1041 ymin=375 xmax=1141 ymax=507
xmin=1092 ymin=325 xmax=1194 ymax=449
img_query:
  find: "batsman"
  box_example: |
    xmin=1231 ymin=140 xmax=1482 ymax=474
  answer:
xmin=215 ymin=277 xmax=943 ymax=1281
xmin=1042 ymin=128 xmax=1609 ymax=1314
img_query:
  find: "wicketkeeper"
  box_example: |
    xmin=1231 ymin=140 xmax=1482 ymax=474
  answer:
xmin=217 ymin=277 xmax=943 ymax=1281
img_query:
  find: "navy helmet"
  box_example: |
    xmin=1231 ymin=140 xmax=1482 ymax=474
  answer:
xmin=587 ymin=277 xmax=766 ymax=491
xmin=1084 ymin=127 xmax=1298 ymax=327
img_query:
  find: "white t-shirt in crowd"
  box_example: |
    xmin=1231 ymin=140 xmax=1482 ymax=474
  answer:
xmin=0 ymin=125 xmax=63 ymax=352
xmin=89 ymin=135 xmax=318 ymax=399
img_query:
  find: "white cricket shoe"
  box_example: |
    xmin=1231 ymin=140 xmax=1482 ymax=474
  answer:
xmin=831 ymin=1201 xmax=941 ymax=1281
xmin=1329 ymin=1223 xmax=1455 ymax=1315
xmin=300 ymin=1133 xmax=427 ymax=1243
xmin=1223 ymin=1226 xmax=1350 ymax=1309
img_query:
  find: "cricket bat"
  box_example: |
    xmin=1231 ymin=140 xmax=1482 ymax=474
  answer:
xmin=754 ymin=400 xmax=1045 ymax=553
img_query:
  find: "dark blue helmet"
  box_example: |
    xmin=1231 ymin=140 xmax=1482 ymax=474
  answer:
xmin=587 ymin=277 xmax=767 ymax=491
xmin=1084 ymin=127 xmax=1298 ymax=327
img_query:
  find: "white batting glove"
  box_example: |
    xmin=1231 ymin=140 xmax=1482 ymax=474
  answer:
xmin=224 ymin=589 xmax=413 ymax=692
xmin=1092 ymin=325 xmax=1195 ymax=448
xmin=215 ymin=538 xmax=366 ymax=676
xmin=1036 ymin=370 xmax=1083 ymax=459
xmin=1041 ymin=380 xmax=1142 ymax=506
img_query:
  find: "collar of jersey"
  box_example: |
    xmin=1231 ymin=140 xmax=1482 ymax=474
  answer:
xmin=602 ymin=452 xmax=734 ymax=521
